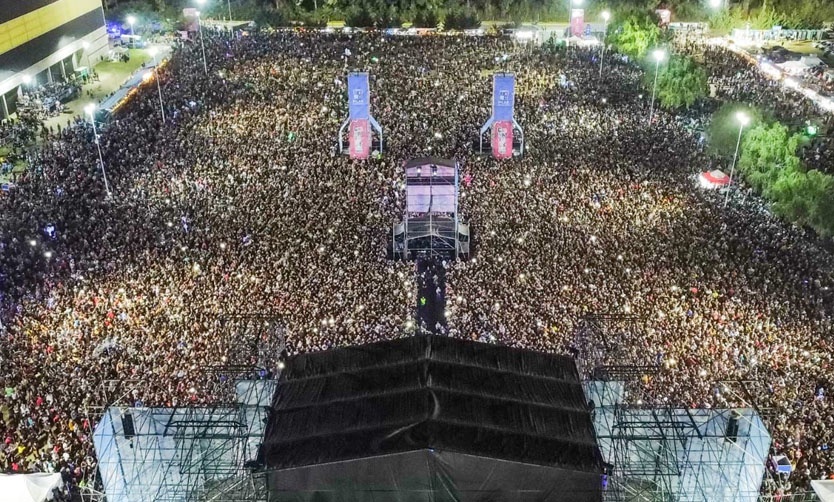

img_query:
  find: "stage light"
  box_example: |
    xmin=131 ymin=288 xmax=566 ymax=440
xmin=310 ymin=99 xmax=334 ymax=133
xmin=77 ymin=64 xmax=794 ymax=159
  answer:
xmin=84 ymin=103 xmax=96 ymax=116
xmin=601 ymin=10 xmax=611 ymax=21
xmin=736 ymin=111 xmax=750 ymax=126
xmin=127 ymin=15 xmax=136 ymax=25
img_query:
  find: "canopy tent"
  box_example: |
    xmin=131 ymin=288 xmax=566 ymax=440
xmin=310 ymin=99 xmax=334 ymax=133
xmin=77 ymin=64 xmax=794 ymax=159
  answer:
xmin=699 ymin=169 xmax=730 ymax=189
xmin=812 ymin=480 xmax=834 ymax=502
xmin=0 ymin=473 xmax=62 ymax=502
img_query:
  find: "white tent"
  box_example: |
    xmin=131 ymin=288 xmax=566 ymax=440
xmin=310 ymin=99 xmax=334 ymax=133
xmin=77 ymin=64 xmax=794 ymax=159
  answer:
xmin=0 ymin=473 xmax=62 ymax=502
xmin=812 ymin=480 xmax=834 ymax=502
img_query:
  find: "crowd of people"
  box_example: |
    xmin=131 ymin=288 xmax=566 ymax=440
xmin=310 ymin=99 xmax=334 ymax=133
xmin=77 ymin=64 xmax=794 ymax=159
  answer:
xmin=0 ymin=28 xmax=831 ymax=496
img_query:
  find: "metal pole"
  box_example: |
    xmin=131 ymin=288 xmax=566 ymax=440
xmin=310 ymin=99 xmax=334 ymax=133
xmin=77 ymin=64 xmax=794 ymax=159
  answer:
xmin=198 ymin=17 xmax=208 ymax=75
xmin=90 ymin=114 xmax=112 ymax=198
xmin=724 ymin=123 xmax=744 ymax=208
xmin=153 ymin=53 xmax=166 ymax=123
xmin=130 ymin=24 xmax=135 ymax=49
xmin=227 ymin=0 xmax=233 ymax=22
xmin=599 ymin=24 xmax=607 ymax=78
xmin=648 ymin=58 xmax=660 ymax=124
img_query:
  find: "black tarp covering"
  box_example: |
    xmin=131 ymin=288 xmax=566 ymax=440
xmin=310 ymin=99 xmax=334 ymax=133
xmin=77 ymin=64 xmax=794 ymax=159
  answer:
xmin=262 ymin=336 xmax=602 ymax=502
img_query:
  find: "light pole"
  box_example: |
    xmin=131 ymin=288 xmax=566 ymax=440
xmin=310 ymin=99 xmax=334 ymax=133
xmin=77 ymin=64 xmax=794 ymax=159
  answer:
xmin=84 ymin=104 xmax=112 ymax=199
xmin=599 ymin=11 xmax=610 ymax=78
xmin=21 ymin=74 xmax=32 ymax=94
xmin=724 ymin=111 xmax=750 ymax=208
xmin=148 ymin=47 xmax=166 ymax=123
xmin=648 ymin=49 xmax=665 ymax=124
xmin=227 ymin=0 xmax=233 ymax=23
xmin=195 ymin=2 xmax=209 ymax=75
xmin=126 ymin=15 xmax=136 ymax=49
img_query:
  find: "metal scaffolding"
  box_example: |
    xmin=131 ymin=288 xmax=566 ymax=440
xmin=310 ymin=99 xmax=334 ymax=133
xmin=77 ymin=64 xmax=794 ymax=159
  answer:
xmin=91 ymin=314 xmax=284 ymax=502
xmin=576 ymin=314 xmax=772 ymax=502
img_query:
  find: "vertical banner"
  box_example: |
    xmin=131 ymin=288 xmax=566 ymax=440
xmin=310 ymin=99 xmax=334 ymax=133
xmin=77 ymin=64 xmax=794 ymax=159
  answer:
xmin=492 ymin=121 xmax=513 ymax=159
xmin=491 ymin=74 xmax=515 ymax=159
xmin=492 ymin=74 xmax=515 ymax=122
xmin=348 ymin=72 xmax=370 ymax=121
xmin=349 ymin=119 xmax=370 ymax=159
xmin=571 ymin=9 xmax=585 ymax=37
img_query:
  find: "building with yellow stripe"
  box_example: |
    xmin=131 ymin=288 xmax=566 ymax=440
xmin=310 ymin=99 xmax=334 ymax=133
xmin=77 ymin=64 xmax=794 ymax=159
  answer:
xmin=0 ymin=0 xmax=108 ymax=118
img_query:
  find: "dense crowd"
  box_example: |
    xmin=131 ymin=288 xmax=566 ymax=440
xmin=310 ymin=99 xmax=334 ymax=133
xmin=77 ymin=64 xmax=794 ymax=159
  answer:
xmin=0 ymin=29 xmax=831 ymax=496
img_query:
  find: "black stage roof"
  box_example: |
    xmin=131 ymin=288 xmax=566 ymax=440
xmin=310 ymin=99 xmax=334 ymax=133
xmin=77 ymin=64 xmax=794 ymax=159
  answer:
xmin=261 ymin=335 xmax=603 ymax=501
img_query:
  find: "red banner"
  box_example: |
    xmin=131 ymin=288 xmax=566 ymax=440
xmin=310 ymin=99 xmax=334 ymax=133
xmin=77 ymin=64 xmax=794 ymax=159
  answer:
xmin=349 ymin=119 xmax=370 ymax=159
xmin=571 ymin=9 xmax=585 ymax=37
xmin=491 ymin=121 xmax=513 ymax=159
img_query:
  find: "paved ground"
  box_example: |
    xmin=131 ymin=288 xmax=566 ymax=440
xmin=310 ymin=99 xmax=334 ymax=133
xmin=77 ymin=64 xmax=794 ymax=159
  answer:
xmin=42 ymin=47 xmax=155 ymax=132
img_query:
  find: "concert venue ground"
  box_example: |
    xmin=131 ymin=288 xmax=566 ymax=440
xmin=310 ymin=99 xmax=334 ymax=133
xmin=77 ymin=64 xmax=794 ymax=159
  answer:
xmin=0 ymin=29 xmax=832 ymax=498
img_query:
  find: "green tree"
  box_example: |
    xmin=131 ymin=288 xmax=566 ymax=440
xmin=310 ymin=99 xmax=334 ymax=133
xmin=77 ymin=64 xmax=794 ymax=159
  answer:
xmin=648 ymin=55 xmax=707 ymax=110
xmin=738 ymin=122 xmax=802 ymax=192
xmin=609 ymin=11 xmax=662 ymax=58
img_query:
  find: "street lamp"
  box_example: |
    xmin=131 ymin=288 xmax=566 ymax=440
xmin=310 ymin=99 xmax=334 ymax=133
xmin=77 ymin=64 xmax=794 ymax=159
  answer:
xmin=126 ymin=15 xmax=136 ymax=49
xmin=724 ymin=111 xmax=750 ymax=208
xmin=710 ymin=0 xmax=722 ymax=8
xmin=84 ymin=104 xmax=112 ymax=199
xmin=599 ymin=11 xmax=611 ymax=78
xmin=195 ymin=2 xmax=208 ymax=75
xmin=648 ymin=49 xmax=665 ymax=124
xmin=148 ymin=47 xmax=166 ymax=123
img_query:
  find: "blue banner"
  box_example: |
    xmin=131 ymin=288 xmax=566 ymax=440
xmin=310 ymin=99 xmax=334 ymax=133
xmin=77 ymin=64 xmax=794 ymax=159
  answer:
xmin=492 ymin=74 xmax=515 ymax=122
xmin=348 ymin=72 xmax=370 ymax=121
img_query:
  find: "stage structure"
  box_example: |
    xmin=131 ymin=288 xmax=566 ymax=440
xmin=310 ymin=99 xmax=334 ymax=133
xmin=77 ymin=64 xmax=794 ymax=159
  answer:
xmin=390 ymin=157 xmax=471 ymax=261
xmin=479 ymin=73 xmax=524 ymax=158
xmin=260 ymin=335 xmax=604 ymax=501
xmin=338 ymin=72 xmax=383 ymax=159
xmin=91 ymin=315 xmax=285 ymax=502
xmin=575 ymin=315 xmax=773 ymax=502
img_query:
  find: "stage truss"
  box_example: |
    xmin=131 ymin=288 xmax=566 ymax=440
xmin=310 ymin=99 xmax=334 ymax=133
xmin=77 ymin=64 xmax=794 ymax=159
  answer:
xmin=575 ymin=314 xmax=773 ymax=502
xmin=91 ymin=314 xmax=284 ymax=502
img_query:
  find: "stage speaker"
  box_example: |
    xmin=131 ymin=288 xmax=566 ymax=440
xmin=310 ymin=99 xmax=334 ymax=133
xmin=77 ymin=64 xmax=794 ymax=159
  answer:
xmin=122 ymin=412 xmax=136 ymax=439
xmin=725 ymin=410 xmax=741 ymax=443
